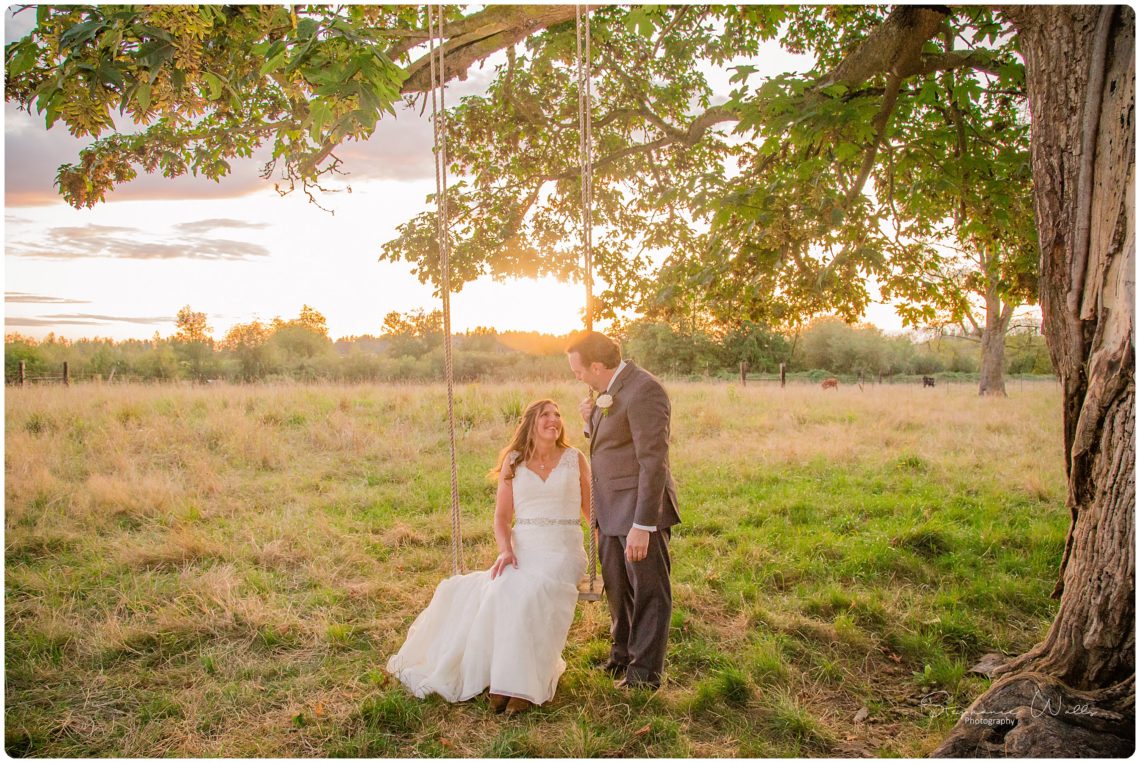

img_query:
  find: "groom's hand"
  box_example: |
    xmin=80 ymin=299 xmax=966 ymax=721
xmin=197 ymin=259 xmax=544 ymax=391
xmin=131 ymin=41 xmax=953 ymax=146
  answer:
xmin=578 ymin=396 xmax=595 ymax=424
xmin=625 ymin=527 xmax=650 ymax=563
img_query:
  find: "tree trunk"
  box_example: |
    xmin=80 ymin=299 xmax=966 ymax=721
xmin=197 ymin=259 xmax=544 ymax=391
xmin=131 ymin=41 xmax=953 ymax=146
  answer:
xmin=978 ymin=281 xmax=1011 ymax=396
xmin=934 ymin=5 xmax=1135 ymax=756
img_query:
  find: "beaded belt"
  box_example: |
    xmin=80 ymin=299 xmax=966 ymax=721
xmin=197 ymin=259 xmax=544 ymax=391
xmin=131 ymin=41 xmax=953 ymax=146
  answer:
xmin=515 ymin=518 xmax=580 ymax=527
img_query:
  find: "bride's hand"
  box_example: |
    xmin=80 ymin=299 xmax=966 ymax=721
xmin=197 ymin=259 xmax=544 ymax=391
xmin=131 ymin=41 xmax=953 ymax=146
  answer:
xmin=490 ymin=550 xmax=518 ymax=579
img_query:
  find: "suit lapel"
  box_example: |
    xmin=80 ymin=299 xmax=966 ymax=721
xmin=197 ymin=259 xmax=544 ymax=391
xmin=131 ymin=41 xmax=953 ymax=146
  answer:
xmin=589 ymin=403 xmax=602 ymax=454
xmin=591 ymin=363 xmax=634 ymax=454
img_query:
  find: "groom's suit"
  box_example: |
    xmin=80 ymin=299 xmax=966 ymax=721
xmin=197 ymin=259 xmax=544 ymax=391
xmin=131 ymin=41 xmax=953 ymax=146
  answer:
xmin=587 ymin=361 xmax=680 ymax=686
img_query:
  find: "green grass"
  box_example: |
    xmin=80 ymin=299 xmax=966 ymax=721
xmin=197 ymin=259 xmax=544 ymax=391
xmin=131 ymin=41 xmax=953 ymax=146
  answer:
xmin=5 ymin=380 xmax=1066 ymax=756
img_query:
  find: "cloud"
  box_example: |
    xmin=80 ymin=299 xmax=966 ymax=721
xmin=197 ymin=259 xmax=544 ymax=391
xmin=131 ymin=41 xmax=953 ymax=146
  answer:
xmin=4 ymin=93 xmax=452 ymax=208
xmin=4 ymin=103 xmax=272 ymax=207
xmin=8 ymin=223 xmax=271 ymax=261
xmin=4 ymin=101 xmax=437 ymax=207
xmin=172 ymin=219 xmax=270 ymax=233
xmin=7 ymin=313 xmax=171 ymax=327
xmin=6 ymin=292 xmax=91 ymax=304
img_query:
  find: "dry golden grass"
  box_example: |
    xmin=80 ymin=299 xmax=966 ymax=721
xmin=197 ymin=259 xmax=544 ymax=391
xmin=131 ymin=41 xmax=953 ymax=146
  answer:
xmin=5 ymin=379 xmax=1065 ymax=757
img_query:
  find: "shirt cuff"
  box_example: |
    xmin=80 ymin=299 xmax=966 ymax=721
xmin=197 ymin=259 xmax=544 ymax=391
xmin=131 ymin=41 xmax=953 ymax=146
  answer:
xmin=631 ymin=523 xmax=657 ymax=532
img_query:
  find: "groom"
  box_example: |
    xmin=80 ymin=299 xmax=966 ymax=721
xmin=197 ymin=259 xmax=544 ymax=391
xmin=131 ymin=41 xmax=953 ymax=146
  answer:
xmin=566 ymin=331 xmax=680 ymax=689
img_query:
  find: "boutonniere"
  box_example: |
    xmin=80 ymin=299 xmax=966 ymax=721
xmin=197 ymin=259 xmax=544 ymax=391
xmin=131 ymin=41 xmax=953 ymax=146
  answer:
xmin=595 ymin=393 xmax=614 ymax=417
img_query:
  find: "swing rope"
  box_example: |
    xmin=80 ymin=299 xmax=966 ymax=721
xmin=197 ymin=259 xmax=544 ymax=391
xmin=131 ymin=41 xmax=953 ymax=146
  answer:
xmin=426 ymin=4 xmax=599 ymax=596
xmin=428 ymin=4 xmax=463 ymax=576
xmin=576 ymin=4 xmax=601 ymax=599
xmin=576 ymin=5 xmax=595 ymax=335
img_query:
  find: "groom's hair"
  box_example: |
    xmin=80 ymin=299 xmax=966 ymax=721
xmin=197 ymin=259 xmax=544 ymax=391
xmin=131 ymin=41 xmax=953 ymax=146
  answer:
xmin=565 ymin=331 xmax=621 ymax=369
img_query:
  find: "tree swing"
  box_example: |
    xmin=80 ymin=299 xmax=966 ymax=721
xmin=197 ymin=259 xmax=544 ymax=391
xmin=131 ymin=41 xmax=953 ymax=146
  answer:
xmin=426 ymin=5 xmax=602 ymax=602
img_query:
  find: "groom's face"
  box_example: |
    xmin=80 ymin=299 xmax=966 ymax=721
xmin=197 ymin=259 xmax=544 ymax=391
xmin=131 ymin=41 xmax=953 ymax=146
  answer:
xmin=567 ymin=352 xmax=606 ymax=392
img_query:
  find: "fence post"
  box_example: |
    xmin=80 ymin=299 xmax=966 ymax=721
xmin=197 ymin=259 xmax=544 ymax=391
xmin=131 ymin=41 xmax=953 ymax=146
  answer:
xmin=779 ymin=362 xmax=786 ymax=388
xmin=62 ymin=361 xmax=70 ymax=387
xmin=18 ymin=361 xmax=26 ymax=386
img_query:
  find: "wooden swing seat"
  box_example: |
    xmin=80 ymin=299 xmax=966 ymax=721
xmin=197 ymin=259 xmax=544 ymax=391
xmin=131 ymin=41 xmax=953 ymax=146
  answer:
xmin=577 ymin=577 xmax=604 ymax=602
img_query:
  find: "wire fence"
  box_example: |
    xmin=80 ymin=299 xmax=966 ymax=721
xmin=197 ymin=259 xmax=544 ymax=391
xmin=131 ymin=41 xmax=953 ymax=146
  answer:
xmin=7 ymin=360 xmax=1060 ymax=391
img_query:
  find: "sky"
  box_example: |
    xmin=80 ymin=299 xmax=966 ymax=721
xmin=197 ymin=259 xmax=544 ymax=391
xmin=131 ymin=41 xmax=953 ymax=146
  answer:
xmin=3 ymin=7 xmax=910 ymax=343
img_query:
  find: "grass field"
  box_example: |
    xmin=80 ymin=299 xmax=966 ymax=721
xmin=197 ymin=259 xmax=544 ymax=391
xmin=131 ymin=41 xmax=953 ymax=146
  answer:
xmin=5 ymin=379 xmax=1067 ymax=757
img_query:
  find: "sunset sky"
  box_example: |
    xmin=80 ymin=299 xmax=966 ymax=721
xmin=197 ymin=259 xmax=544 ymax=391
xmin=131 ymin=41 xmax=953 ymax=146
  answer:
xmin=4 ymin=8 xmax=911 ymax=343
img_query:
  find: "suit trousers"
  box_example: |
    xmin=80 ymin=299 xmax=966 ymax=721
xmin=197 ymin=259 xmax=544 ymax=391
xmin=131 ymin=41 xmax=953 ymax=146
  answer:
xmin=599 ymin=528 xmax=672 ymax=684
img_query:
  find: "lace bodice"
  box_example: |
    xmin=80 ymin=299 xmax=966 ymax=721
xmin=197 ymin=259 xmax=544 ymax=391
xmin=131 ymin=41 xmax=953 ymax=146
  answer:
xmin=510 ymin=448 xmax=582 ymax=523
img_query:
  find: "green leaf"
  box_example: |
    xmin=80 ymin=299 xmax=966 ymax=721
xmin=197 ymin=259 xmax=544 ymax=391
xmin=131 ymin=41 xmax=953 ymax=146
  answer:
xmin=728 ymin=65 xmax=758 ymax=85
xmin=296 ymin=17 xmax=320 ymax=39
xmin=202 ymin=72 xmax=223 ymax=100
xmin=834 ymin=142 xmax=860 ymax=162
xmin=98 ymin=64 xmax=124 ymax=88
xmin=7 ymin=43 xmax=37 ymax=77
xmin=136 ymin=83 xmax=152 ymax=112
xmin=259 ymin=49 xmax=288 ymax=77
xmin=308 ymin=99 xmax=333 ymax=140
xmin=624 ymin=7 xmax=656 ymax=38
xmin=59 ymin=19 xmax=103 ymax=49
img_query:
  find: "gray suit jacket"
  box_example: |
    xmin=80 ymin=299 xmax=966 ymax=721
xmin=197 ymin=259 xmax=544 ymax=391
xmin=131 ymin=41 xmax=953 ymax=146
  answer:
xmin=588 ymin=362 xmax=681 ymax=537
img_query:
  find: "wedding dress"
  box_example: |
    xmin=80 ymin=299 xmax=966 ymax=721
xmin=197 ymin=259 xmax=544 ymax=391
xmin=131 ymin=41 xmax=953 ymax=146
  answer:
xmin=386 ymin=447 xmax=587 ymax=705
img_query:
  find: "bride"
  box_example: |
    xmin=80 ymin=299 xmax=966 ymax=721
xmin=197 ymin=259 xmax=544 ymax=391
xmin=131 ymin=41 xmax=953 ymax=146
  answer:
xmin=386 ymin=399 xmax=590 ymax=715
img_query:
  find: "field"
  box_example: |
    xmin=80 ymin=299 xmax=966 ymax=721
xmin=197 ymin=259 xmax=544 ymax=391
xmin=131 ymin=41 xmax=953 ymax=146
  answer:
xmin=5 ymin=379 xmax=1067 ymax=757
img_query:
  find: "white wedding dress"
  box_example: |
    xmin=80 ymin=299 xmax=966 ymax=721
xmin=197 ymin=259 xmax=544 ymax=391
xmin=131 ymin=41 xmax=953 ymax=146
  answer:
xmin=386 ymin=447 xmax=587 ymax=705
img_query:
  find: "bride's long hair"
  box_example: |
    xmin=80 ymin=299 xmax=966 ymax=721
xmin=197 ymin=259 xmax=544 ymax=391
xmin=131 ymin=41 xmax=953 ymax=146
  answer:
xmin=491 ymin=399 xmax=570 ymax=481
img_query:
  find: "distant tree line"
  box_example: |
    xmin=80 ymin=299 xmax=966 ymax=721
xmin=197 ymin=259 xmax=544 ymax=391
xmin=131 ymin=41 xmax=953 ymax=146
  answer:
xmin=622 ymin=316 xmax=1055 ymax=380
xmin=5 ymin=307 xmax=1054 ymax=386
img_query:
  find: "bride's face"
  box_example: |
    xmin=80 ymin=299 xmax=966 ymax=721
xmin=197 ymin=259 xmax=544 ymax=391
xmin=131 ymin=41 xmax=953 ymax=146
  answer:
xmin=531 ymin=403 xmax=563 ymax=445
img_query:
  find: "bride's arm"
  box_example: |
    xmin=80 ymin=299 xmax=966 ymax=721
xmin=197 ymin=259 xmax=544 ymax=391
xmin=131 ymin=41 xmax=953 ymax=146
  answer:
xmin=490 ymin=471 xmax=517 ymax=579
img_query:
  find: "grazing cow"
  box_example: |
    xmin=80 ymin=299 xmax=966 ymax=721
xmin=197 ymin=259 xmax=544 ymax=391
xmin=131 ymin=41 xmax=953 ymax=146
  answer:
xmin=922 ymin=376 xmax=935 ymax=388
xmin=821 ymin=378 xmax=839 ymax=390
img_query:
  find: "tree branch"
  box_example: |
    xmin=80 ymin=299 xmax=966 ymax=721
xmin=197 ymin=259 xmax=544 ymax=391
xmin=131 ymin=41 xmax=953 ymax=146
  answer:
xmin=818 ymin=6 xmax=952 ymax=89
xmin=400 ymin=5 xmax=583 ymax=93
xmin=542 ymin=106 xmax=738 ymax=182
xmin=844 ymin=73 xmax=903 ymax=206
xmin=917 ymin=50 xmax=1002 ymax=78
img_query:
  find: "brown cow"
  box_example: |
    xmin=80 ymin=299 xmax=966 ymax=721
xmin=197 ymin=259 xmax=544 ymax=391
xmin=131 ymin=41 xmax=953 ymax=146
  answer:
xmin=821 ymin=378 xmax=839 ymax=390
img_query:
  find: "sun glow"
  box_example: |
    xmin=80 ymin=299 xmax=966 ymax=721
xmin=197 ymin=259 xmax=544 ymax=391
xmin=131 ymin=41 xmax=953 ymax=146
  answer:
xmin=449 ymin=276 xmax=592 ymax=337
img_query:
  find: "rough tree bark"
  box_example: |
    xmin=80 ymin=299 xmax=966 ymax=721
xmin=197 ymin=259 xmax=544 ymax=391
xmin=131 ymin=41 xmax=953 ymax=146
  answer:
xmin=933 ymin=5 xmax=1135 ymax=755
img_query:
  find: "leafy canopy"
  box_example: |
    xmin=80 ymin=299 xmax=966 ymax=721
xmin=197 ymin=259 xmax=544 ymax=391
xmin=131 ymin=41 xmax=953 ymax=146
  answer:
xmin=6 ymin=5 xmax=1036 ymax=332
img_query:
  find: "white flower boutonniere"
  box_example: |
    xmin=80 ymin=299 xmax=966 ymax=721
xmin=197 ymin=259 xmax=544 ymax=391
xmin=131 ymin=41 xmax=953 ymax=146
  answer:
xmin=595 ymin=393 xmax=614 ymax=417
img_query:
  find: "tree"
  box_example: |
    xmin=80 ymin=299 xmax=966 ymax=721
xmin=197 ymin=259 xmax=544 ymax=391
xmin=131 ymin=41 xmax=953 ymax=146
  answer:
xmin=174 ymin=305 xmax=211 ymax=344
xmin=930 ymin=7 xmax=1134 ymax=753
xmin=173 ymin=305 xmax=214 ymax=381
xmin=866 ymin=11 xmax=1038 ymax=396
xmin=297 ymin=304 xmax=328 ymax=336
xmin=381 ymin=308 xmax=443 ymax=358
xmin=222 ymin=320 xmax=272 ymax=381
xmin=7 ymin=5 xmax=1133 ymax=754
xmin=719 ymin=321 xmax=791 ymax=373
xmin=3 ymin=5 xmax=576 ymax=208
